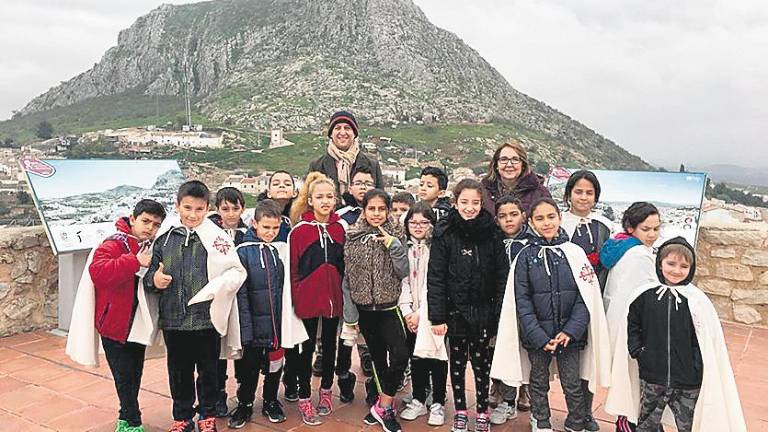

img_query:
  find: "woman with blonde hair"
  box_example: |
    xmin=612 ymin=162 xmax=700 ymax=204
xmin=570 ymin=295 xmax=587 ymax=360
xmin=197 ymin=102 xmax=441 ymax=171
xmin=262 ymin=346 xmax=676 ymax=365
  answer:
xmin=283 ymin=172 xmax=346 ymax=425
xmin=481 ymin=140 xmax=550 ymax=215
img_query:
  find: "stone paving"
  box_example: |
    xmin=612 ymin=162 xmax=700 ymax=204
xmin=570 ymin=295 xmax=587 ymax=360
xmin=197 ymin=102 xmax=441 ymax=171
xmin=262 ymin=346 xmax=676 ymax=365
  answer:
xmin=0 ymin=323 xmax=765 ymax=431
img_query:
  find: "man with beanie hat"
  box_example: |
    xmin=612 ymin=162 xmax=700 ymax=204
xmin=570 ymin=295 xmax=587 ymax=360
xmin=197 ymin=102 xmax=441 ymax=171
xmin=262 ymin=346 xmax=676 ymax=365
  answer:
xmin=309 ymin=110 xmax=383 ymax=198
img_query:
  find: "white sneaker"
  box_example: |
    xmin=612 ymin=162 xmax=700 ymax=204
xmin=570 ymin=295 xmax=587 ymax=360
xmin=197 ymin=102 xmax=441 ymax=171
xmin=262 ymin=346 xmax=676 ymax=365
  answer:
xmin=490 ymin=401 xmax=517 ymax=425
xmin=427 ymin=403 xmax=445 ymax=426
xmin=399 ymin=399 xmax=427 ymax=420
xmin=529 ymin=416 xmax=554 ymax=432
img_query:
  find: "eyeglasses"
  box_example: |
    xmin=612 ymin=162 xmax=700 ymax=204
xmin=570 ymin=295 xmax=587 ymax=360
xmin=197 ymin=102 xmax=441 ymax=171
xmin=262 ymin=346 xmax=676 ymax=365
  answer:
xmin=497 ymin=156 xmax=523 ymax=166
xmin=352 ymin=181 xmax=375 ymax=187
xmin=408 ymin=221 xmax=432 ymax=228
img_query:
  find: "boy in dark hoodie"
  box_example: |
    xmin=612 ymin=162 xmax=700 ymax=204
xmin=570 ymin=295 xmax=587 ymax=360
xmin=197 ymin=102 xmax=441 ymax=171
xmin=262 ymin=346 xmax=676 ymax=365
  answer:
xmin=490 ymin=196 xmax=534 ymax=425
xmin=418 ymin=166 xmax=452 ymax=221
xmin=227 ymin=200 xmax=288 ymax=428
xmin=90 ymin=199 xmax=166 ymax=432
xmin=209 ymin=187 xmax=248 ymax=416
xmin=628 ymin=238 xmax=701 ymax=432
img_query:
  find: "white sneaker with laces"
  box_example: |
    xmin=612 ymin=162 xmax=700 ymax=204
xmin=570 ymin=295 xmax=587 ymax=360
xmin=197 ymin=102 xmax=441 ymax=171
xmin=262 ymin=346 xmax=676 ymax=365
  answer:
xmin=489 ymin=401 xmax=517 ymax=425
xmin=427 ymin=403 xmax=445 ymax=426
xmin=399 ymin=399 xmax=427 ymax=420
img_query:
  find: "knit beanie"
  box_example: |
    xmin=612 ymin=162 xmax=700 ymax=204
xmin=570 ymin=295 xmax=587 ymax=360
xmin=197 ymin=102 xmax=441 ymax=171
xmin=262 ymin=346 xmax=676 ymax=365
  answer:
xmin=327 ymin=111 xmax=359 ymax=138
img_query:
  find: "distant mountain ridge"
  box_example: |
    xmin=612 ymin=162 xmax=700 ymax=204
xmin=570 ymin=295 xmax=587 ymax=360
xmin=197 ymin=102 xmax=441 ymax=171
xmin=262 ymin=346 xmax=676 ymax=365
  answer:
xmin=690 ymin=164 xmax=768 ymax=188
xmin=8 ymin=0 xmax=649 ymax=170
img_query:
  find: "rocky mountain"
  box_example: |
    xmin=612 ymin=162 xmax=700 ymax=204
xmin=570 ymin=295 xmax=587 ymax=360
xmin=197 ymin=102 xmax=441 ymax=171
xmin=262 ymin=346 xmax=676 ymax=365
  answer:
xmin=14 ymin=0 xmax=648 ymax=169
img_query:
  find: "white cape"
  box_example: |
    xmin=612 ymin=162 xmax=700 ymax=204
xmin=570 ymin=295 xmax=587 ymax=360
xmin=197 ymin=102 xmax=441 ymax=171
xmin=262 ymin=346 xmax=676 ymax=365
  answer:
xmin=234 ymin=240 xmax=308 ymax=350
xmin=561 ymin=211 xmax=615 ymax=240
xmin=491 ymin=242 xmax=612 ymax=393
xmin=604 ymin=282 xmax=747 ymax=432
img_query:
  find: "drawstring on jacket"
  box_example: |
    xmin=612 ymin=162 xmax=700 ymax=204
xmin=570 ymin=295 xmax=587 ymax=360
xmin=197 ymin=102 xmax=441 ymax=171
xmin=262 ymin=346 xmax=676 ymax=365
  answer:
xmin=537 ymin=245 xmax=564 ymax=276
xmin=575 ymin=217 xmax=595 ymax=245
xmin=655 ymin=285 xmax=682 ymax=311
xmin=503 ymin=238 xmax=528 ymax=266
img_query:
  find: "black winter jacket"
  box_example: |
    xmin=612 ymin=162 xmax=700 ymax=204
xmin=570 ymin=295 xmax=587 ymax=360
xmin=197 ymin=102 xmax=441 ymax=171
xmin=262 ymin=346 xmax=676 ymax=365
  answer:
xmin=627 ymin=237 xmax=703 ymax=389
xmin=145 ymin=227 xmax=212 ymax=331
xmin=308 ymin=152 xmax=384 ymax=202
xmin=427 ymin=208 xmax=508 ymax=337
xmin=236 ymin=229 xmax=284 ymax=348
xmin=514 ymin=229 xmax=589 ymax=351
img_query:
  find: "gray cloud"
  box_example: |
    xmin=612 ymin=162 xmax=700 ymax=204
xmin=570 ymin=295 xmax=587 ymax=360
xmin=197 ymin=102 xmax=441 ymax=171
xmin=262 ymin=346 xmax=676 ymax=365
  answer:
xmin=1 ymin=0 xmax=765 ymax=167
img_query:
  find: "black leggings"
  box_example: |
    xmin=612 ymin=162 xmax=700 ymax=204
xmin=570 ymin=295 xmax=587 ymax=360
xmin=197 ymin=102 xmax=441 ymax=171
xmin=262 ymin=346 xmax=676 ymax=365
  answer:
xmin=101 ymin=336 xmax=146 ymax=427
xmin=406 ymin=331 xmax=447 ymax=405
xmin=449 ymin=331 xmax=492 ymax=412
xmin=284 ymin=317 xmax=338 ymax=399
xmin=357 ymin=308 xmax=410 ymax=397
xmin=164 ymin=329 xmax=221 ymax=420
xmin=234 ymin=346 xmax=282 ymax=404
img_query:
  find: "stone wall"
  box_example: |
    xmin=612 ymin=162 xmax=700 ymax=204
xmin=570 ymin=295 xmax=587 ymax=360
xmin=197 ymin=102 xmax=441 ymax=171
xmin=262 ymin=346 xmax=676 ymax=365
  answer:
xmin=0 ymin=226 xmax=58 ymax=336
xmin=696 ymin=223 xmax=768 ymax=326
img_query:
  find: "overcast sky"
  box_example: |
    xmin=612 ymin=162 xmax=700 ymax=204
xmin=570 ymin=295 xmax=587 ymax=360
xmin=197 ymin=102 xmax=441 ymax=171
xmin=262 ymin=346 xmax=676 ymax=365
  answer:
xmin=1 ymin=0 xmax=766 ymax=168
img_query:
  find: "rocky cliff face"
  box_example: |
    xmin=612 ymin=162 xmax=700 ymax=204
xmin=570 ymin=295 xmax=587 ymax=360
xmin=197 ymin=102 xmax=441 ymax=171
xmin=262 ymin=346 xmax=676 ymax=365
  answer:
xmin=17 ymin=0 xmax=648 ymax=168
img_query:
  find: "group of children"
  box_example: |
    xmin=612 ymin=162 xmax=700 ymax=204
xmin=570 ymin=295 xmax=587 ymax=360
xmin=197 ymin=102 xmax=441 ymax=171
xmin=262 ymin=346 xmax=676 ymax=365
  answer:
xmin=67 ymin=158 xmax=745 ymax=432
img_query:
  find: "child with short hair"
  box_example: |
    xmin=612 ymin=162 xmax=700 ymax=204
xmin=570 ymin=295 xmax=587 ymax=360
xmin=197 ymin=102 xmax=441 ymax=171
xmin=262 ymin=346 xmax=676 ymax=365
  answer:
xmin=607 ymin=237 xmax=746 ymax=432
xmin=489 ymin=196 xmax=533 ymax=425
xmin=418 ymin=166 xmax=452 ymax=221
xmin=227 ymin=200 xmax=293 ymax=428
xmin=342 ymin=189 xmax=410 ymax=432
xmin=256 ymin=170 xmax=296 ymax=242
xmin=337 ymin=165 xmax=376 ymax=229
xmin=209 ymin=186 xmax=248 ymax=416
xmin=428 ymin=179 xmax=508 ymax=432
xmin=399 ymin=202 xmax=449 ymax=427
xmin=145 ymin=180 xmax=247 ymax=432
xmin=285 ymin=172 xmax=346 ymax=425
xmin=68 ymin=199 xmax=166 ymax=432
xmin=391 ymin=192 xmax=416 ymax=222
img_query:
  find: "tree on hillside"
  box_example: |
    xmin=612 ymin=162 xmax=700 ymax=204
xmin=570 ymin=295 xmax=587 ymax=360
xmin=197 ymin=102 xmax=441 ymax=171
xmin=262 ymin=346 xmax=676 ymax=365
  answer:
xmin=36 ymin=120 xmax=54 ymax=140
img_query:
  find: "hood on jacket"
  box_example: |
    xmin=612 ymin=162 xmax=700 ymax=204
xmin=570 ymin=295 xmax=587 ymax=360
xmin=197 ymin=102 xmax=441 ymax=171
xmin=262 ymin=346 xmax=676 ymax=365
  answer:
xmin=599 ymin=233 xmax=643 ymax=269
xmin=115 ymin=216 xmax=134 ymax=236
xmin=655 ymin=236 xmax=696 ymax=286
xmin=257 ymin=191 xmax=293 ymax=218
xmin=340 ymin=192 xmax=360 ymax=209
xmin=434 ymin=207 xmax=496 ymax=240
xmin=347 ymin=215 xmax=404 ymax=242
xmin=300 ymin=210 xmax=341 ymax=224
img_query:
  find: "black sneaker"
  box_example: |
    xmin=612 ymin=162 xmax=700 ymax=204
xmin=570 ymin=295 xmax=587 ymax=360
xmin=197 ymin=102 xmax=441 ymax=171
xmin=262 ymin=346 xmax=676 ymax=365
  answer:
xmin=312 ymin=354 xmax=323 ymax=377
xmin=371 ymin=404 xmax=402 ymax=432
xmin=215 ymin=391 xmax=229 ymax=418
xmin=584 ymin=415 xmax=600 ymax=431
xmin=261 ymin=400 xmax=286 ymax=423
xmin=283 ymin=385 xmax=299 ymax=402
xmin=338 ymin=372 xmax=357 ymax=403
xmin=227 ymin=403 xmax=253 ymax=429
xmin=363 ymin=412 xmax=378 ymax=425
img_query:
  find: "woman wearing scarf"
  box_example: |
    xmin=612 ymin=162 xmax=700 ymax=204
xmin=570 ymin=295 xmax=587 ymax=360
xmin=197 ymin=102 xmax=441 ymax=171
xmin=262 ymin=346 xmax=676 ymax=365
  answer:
xmin=309 ymin=111 xmax=384 ymax=200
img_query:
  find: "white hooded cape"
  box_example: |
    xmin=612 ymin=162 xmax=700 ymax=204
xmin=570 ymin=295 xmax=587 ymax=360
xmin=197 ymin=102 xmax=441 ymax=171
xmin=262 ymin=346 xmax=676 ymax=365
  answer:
xmin=491 ymin=241 xmax=612 ymax=393
xmin=65 ymin=246 xmax=163 ymax=367
xmin=234 ymin=240 xmax=308 ymax=351
xmin=604 ymin=282 xmax=747 ymax=432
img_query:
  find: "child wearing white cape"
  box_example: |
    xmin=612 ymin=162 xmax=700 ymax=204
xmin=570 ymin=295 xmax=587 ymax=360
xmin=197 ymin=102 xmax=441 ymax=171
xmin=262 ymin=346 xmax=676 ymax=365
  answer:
xmin=490 ymin=198 xmax=611 ymax=432
xmin=65 ymin=200 xmax=166 ymax=432
xmin=605 ymin=237 xmax=746 ymax=432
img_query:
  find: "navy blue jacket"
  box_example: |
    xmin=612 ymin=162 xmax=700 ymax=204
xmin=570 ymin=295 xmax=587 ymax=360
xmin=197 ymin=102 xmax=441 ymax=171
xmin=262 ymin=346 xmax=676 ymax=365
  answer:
xmin=514 ymin=229 xmax=590 ymax=351
xmin=236 ymin=228 xmax=284 ymax=348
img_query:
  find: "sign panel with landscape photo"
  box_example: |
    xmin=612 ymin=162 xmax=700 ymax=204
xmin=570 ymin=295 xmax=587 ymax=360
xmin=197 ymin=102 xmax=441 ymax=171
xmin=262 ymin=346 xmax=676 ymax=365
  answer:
xmin=22 ymin=159 xmax=185 ymax=255
xmin=546 ymin=167 xmax=707 ymax=246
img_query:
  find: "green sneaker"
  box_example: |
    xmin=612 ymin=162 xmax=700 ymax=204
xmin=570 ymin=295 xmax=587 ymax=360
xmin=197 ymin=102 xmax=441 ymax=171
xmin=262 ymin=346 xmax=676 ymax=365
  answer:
xmin=115 ymin=420 xmax=129 ymax=432
xmin=125 ymin=426 xmax=145 ymax=432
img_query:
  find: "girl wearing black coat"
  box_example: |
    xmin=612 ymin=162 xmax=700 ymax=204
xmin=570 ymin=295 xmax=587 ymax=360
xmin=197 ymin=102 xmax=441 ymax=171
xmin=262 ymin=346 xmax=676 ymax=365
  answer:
xmin=427 ymin=179 xmax=508 ymax=432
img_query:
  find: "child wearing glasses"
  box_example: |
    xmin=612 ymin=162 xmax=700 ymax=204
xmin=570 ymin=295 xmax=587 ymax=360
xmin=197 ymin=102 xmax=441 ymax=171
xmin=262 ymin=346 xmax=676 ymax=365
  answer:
xmin=399 ymin=202 xmax=449 ymax=427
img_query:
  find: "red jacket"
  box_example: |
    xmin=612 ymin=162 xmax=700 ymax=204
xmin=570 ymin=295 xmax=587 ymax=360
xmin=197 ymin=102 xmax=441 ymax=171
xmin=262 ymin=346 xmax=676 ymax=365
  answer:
xmin=289 ymin=211 xmax=346 ymax=319
xmin=89 ymin=218 xmax=142 ymax=343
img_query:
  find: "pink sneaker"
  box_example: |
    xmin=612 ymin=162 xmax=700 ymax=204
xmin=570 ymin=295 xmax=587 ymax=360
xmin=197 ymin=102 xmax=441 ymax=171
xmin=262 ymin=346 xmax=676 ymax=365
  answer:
xmin=316 ymin=388 xmax=333 ymax=416
xmin=298 ymin=398 xmax=321 ymax=426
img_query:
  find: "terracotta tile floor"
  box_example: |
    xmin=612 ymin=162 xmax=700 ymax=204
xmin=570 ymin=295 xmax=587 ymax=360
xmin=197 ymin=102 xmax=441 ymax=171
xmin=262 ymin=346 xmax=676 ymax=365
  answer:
xmin=0 ymin=323 xmax=765 ymax=431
